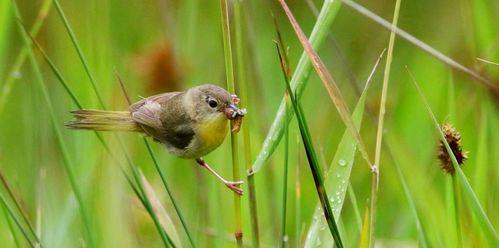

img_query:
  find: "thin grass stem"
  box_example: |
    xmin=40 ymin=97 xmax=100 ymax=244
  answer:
xmin=369 ymin=1 xmax=401 ymax=246
xmin=0 ymin=172 xmax=39 ymax=244
xmin=0 ymin=193 xmax=35 ymax=248
xmin=52 ymin=0 xmax=106 ymax=108
xmin=234 ymin=0 xmax=260 ymax=247
xmin=13 ymin=5 xmax=95 ymax=248
xmin=251 ymin=0 xmax=342 ymax=174
xmin=220 ymin=0 xmax=243 ymax=245
xmin=276 ymin=40 xmax=343 ymax=248
xmin=0 ymin=0 xmax=52 ymax=115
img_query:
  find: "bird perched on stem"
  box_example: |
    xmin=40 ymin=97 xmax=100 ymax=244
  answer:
xmin=67 ymin=84 xmax=247 ymax=194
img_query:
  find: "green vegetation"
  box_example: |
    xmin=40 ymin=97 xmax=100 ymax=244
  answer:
xmin=0 ymin=0 xmax=497 ymax=247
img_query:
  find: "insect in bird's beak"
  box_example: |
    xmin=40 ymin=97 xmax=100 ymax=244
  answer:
xmin=225 ymin=95 xmax=247 ymax=132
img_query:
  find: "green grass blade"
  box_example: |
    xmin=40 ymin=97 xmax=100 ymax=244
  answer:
xmin=0 ymin=171 xmax=39 ymax=244
xmin=276 ymin=40 xmax=343 ymax=248
xmin=13 ymin=3 xmax=95 ymax=247
xmin=304 ymin=49 xmax=384 ymax=248
xmin=277 ymin=0 xmax=372 ymax=169
xmin=141 ymin=171 xmax=181 ymax=247
xmin=391 ymin=150 xmax=429 ymax=248
xmin=143 ymin=139 xmax=196 ymax=247
xmin=251 ymin=0 xmax=342 ymax=174
xmin=0 ymin=0 xmax=52 ymax=115
xmin=0 ymin=192 xmax=34 ymax=248
xmin=407 ymin=68 xmax=499 ymax=246
xmin=2 ymin=202 xmax=22 ymax=248
xmin=347 ymin=183 xmax=362 ymax=233
xmin=52 ymin=0 xmax=106 ymax=108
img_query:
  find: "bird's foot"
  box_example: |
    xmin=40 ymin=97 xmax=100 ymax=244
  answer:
xmin=224 ymin=180 xmax=244 ymax=195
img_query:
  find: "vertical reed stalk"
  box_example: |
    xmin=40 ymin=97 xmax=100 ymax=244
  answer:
xmin=370 ymin=0 xmax=401 ymax=246
xmin=234 ymin=0 xmax=260 ymax=247
xmin=220 ymin=0 xmax=243 ymax=245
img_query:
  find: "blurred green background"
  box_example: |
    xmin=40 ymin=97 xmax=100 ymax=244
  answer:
xmin=0 ymin=0 xmax=497 ymax=247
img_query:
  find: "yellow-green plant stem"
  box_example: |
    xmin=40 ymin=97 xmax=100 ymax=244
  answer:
xmin=0 ymin=172 xmax=39 ymax=245
xmin=251 ymin=0 xmax=342 ymax=174
xmin=276 ymin=41 xmax=343 ymax=248
xmin=370 ymin=0 xmax=401 ymax=246
xmin=0 ymin=193 xmax=33 ymax=248
xmin=234 ymin=0 xmax=260 ymax=247
xmin=13 ymin=4 xmax=95 ymax=247
xmin=220 ymin=0 xmax=243 ymax=245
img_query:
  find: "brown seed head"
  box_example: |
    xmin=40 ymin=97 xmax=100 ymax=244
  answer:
xmin=438 ymin=123 xmax=468 ymax=175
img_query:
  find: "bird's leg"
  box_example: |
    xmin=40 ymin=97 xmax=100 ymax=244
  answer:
xmin=195 ymin=158 xmax=243 ymax=195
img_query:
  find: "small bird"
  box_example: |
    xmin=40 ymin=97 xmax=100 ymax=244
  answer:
xmin=67 ymin=84 xmax=247 ymax=195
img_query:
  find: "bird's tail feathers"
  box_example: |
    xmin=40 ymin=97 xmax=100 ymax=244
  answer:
xmin=66 ymin=109 xmax=142 ymax=132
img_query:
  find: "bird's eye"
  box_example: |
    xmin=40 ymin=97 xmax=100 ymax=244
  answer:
xmin=208 ymin=99 xmax=218 ymax=108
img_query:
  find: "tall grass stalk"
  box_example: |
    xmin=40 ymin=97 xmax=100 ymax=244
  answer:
xmin=0 ymin=0 xmax=52 ymax=115
xmin=0 ymin=193 xmax=34 ymax=248
xmin=251 ymin=0 xmax=342 ymax=173
xmin=276 ymin=39 xmax=343 ymax=248
xmin=341 ymin=0 xmax=498 ymax=94
xmin=369 ymin=0 xmax=401 ymax=246
xmin=13 ymin=4 xmax=95 ymax=247
xmin=52 ymin=0 xmax=106 ymax=108
xmin=304 ymin=49 xmax=384 ymax=248
xmin=277 ymin=0 xmax=371 ymax=168
xmin=220 ymin=0 xmax=243 ymax=245
xmin=407 ymin=68 xmax=499 ymax=246
xmin=1 ymin=202 xmax=22 ymax=248
xmin=0 ymin=172 xmax=38 ymax=244
xmin=233 ymin=0 xmax=260 ymax=247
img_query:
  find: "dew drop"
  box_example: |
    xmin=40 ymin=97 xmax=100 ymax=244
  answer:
xmin=13 ymin=71 xmax=22 ymax=79
xmin=338 ymin=159 xmax=347 ymax=166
